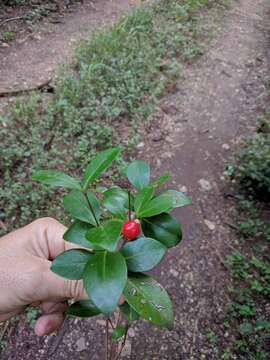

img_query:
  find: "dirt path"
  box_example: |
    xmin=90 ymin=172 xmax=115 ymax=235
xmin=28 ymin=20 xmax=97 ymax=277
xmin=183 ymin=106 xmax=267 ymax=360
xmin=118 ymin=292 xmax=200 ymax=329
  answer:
xmin=2 ymin=0 xmax=270 ymax=359
xmin=134 ymin=0 xmax=270 ymax=358
xmin=0 ymin=0 xmax=134 ymax=94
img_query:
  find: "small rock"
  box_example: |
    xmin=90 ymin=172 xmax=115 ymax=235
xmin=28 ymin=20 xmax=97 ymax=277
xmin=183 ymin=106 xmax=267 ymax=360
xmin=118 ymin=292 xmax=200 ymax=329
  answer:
xmin=198 ymin=179 xmax=212 ymax=191
xmin=170 ymin=269 xmax=179 ymax=277
xmin=1 ymin=42 xmax=10 ymax=48
xmin=222 ymin=143 xmax=230 ymax=150
xmin=204 ymin=219 xmax=216 ymax=231
xmin=137 ymin=142 xmax=144 ymax=149
xmin=128 ymin=328 xmax=135 ymax=337
xmin=179 ymin=185 xmax=187 ymax=193
xmin=76 ymin=337 xmax=87 ymax=352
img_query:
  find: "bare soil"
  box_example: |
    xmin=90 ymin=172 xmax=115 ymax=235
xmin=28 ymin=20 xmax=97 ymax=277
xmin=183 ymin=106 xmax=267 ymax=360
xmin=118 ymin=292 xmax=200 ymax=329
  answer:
xmin=1 ymin=0 xmax=270 ymax=359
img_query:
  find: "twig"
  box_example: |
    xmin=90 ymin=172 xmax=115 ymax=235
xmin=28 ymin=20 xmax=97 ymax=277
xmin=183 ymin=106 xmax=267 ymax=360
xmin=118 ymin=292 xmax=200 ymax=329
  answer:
xmin=0 ymin=321 xmax=9 ymax=342
xmin=0 ymin=220 xmax=7 ymax=232
xmin=0 ymin=79 xmax=54 ymax=98
xmin=47 ymin=318 xmax=69 ymax=357
xmin=106 ymin=319 xmax=109 ymax=360
xmin=114 ymin=326 xmax=129 ymax=360
xmin=0 ymin=16 xmax=24 ymax=27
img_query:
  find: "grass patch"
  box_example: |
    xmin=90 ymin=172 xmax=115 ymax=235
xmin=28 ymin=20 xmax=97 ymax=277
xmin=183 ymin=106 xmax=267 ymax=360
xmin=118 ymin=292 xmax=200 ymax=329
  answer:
xmin=0 ymin=0 xmax=225 ymax=235
xmin=226 ymin=112 xmax=270 ymax=200
xmin=221 ymin=111 xmax=270 ymax=359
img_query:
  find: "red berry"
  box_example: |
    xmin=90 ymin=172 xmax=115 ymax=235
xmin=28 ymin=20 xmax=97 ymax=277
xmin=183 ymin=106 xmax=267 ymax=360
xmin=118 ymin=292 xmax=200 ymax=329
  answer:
xmin=122 ymin=219 xmax=141 ymax=241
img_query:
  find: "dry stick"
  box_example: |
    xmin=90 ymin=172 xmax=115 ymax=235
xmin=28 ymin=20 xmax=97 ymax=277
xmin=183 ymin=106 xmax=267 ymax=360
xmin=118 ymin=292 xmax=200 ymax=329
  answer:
xmin=47 ymin=318 xmax=69 ymax=357
xmin=0 ymin=79 xmax=54 ymax=98
xmin=114 ymin=326 xmax=129 ymax=360
xmin=0 ymin=16 xmax=24 ymax=27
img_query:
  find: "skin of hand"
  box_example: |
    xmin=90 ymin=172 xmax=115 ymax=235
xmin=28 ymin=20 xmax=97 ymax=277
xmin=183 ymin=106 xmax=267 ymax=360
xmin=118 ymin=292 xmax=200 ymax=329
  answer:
xmin=0 ymin=217 xmax=87 ymax=336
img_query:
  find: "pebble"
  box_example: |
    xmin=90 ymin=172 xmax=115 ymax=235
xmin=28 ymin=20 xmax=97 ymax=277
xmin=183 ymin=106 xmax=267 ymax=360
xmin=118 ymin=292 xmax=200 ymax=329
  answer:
xmin=76 ymin=337 xmax=87 ymax=352
xmin=204 ymin=219 xmax=216 ymax=231
xmin=198 ymin=179 xmax=212 ymax=191
xmin=128 ymin=328 xmax=135 ymax=337
xmin=170 ymin=269 xmax=179 ymax=277
xmin=222 ymin=143 xmax=230 ymax=150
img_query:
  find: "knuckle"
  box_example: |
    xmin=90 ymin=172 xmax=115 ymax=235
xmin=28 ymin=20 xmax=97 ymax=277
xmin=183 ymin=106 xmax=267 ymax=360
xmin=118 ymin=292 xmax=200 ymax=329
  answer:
xmin=64 ymin=279 xmax=84 ymax=300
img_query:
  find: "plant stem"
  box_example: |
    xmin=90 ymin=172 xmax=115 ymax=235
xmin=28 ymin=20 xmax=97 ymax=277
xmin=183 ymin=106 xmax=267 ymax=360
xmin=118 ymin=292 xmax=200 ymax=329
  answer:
xmin=128 ymin=190 xmax=131 ymax=220
xmin=114 ymin=326 xmax=129 ymax=360
xmin=84 ymin=192 xmax=99 ymax=226
xmin=106 ymin=318 xmax=109 ymax=360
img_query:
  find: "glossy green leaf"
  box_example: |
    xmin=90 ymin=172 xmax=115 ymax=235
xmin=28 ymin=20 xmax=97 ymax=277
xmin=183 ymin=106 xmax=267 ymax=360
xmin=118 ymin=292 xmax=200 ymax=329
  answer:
xmin=152 ymin=173 xmax=171 ymax=188
xmin=83 ymin=252 xmax=127 ymax=316
xmin=103 ymin=187 xmax=129 ymax=219
xmin=63 ymin=221 xmax=94 ymax=248
xmin=32 ymin=170 xmax=82 ymax=190
xmin=141 ymin=213 xmax=182 ymax=248
xmin=126 ymin=160 xmax=150 ymax=190
xmin=51 ymin=249 xmax=93 ymax=280
xmin=63 ymin=190 xmax=101 ymax=225
xmin=124 ymin=274 xmax=174 ymax=329
xmin=137 ymin=194 xmax=173 ymax=218
xmin=134 ymin=186 xmax=154 ymax=215
xmin=121 ymin=237 xmax=167 ymax=272
xmin=159 ymin=190 xmax=192 ymax=210
xmin=83 ymin=148 xmax=121 ymax=190
xmin=86 ymin=220 xmax=123 ymax=252
xmin=112 ymin=325 xmax=128 ymax=341
xmin=120 ymin=303 xmax=140 ymax=322
xmin=67 ymin=300 xmax=101 ymax=318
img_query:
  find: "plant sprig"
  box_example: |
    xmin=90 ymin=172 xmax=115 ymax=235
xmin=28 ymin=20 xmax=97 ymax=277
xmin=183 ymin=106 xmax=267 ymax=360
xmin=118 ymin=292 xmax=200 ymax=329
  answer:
xmin=32 ymin=147 xmax=192 ymax=358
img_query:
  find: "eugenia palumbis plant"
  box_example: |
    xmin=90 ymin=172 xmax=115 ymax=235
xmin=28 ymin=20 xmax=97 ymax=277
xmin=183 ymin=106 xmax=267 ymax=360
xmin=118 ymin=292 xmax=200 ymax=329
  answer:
xmin=32 ymin=148 xmax=191 ymax=359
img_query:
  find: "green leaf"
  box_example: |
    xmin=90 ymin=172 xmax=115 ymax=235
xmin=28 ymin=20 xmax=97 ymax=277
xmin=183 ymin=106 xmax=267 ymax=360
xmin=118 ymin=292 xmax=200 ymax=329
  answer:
xmin=124 ymin=274 xmax=174 ymax=329
xmin=137 ymin=194 xmax=173 ymax=218
xmin=83 ymin=148 xmax=121 ymax=190
xmin=63 ymin=221 xmax=94 ymax=249
xmin=103 ymin=187 xmax=129 ymax=219
xmin=126 ymin=160 xmax=150 ymax=190
xmin=134 ymin=186 xmax=154 ymax=215
xmin=32 ymin=170 xmax=82 ymax=190
xmin=63 ymin=190 xmax=101 ymax=226
xmin=239 ymin=322 xmax=253 ymax=335
xmin=51 ymin=249 xmax=93 ymax=280
xmin=86 ymin=220 xmax=123 ymax=252
xmin=159 ymin=190 xmax=192 ymax=210
xmin=67 ymin=300 xmax=101 ymax=318
xmin=112 ymin=325 xmax=128 ymax=341
xmin=83 ymin=252 xmax=127 ymax=316
xmin=152 ymin=174 xmax=171 ymax=187
xmin=121 ymin=237 xmax=167 ymax=272
xmin=120 ymin=303 xmax=140 ymax=322
xmin=141 ymin=213 xmax=182 ymax=248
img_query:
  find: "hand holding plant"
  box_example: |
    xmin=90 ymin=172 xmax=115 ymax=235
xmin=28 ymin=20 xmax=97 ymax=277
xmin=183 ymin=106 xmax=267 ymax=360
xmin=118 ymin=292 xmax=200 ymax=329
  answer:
xmin=32 ymin=148 xmax=191 ymax=359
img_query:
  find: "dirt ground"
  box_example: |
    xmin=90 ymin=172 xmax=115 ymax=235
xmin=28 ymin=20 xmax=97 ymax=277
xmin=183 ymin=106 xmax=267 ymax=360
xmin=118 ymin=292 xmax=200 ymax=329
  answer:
xmin=1 ymin=0 xmax=270 ymax=359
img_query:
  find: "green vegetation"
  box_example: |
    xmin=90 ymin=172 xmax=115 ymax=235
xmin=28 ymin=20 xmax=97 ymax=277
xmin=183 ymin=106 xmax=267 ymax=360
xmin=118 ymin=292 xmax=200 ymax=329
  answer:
xmin=2 ymin=31 xmax=16 ymax=42
xmin=0 ymin=0 xmax=222 ymax=236
xmin=227 ymin=112 xmax=270 ymax=200
xmin=222 ymin=111 xmax=270 ymax=359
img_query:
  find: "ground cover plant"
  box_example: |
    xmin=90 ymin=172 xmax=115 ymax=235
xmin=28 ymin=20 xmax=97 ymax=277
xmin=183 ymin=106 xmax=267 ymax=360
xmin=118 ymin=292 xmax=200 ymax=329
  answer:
xmin=0 ymin=0 xmax=220 ymax=237
xmin=220 ymin=110 xmax=270 ymax=359
xmin=32 ymin=147 xmax=191 ymax=359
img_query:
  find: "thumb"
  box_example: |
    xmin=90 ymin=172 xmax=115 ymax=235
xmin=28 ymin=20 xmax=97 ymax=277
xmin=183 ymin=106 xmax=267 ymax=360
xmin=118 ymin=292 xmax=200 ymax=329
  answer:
xmin=38 ymin=263 xmax=88 ymax=302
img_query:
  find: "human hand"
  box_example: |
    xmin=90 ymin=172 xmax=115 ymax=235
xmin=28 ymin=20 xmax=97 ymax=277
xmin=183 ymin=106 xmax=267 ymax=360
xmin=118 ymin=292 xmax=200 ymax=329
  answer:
xmin=0 ymin=218 xmax=87 ymax=336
